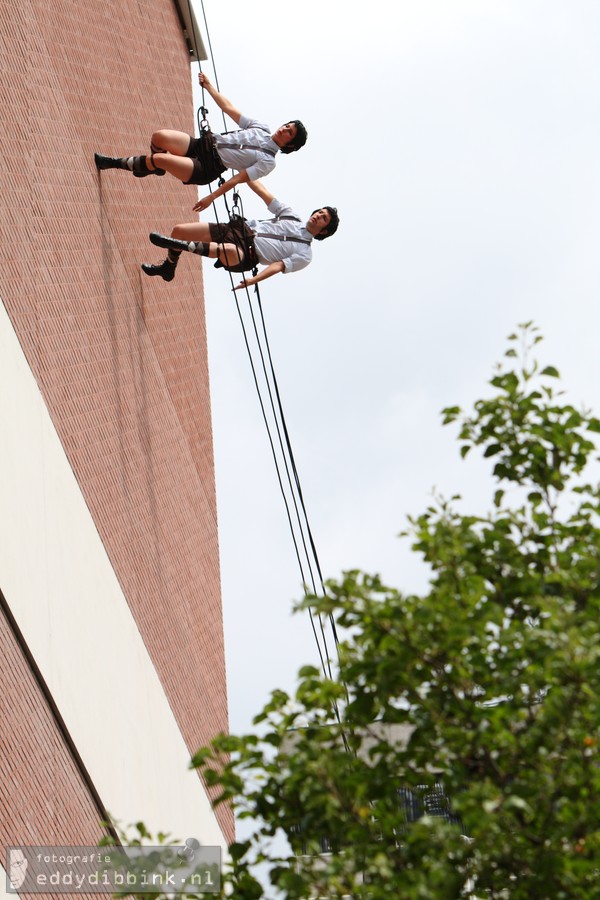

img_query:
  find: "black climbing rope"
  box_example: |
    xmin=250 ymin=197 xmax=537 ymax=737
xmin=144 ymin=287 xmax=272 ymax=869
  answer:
xmin=187 ymin=0 xmax=342 ymax=690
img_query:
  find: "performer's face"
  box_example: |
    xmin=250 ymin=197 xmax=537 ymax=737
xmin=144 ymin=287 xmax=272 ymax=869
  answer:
xmin=274 ymin=122 xmax=298 ymax=147
xmin=308 ymin=209 xmax=332 ymax=236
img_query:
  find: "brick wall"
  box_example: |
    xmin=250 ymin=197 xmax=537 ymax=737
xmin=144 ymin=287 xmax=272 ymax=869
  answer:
xmin=0 ymin=603 xmax=104 ymax=899
xmin=0 ymin=0 xmax=232 ymax=840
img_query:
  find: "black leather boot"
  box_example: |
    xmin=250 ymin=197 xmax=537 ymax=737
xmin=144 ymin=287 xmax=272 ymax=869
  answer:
xmin=141 ymin=258 xmax=177 ymax=281
xmin=94 ymin=152 xmax=122 ymax=170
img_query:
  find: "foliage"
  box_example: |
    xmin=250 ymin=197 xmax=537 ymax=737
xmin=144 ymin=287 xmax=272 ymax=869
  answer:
xmin=99 ymin=822 xmax=219 ymax=899
xmin=192 ymin=324 xmax=600 ymax=899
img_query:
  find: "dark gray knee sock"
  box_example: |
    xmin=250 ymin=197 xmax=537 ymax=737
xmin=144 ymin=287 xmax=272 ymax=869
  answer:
xmin=130 ymin=156 xmax=150 ymax=175
xmin=112 ymin=155 xmax=148 ymax=173
xmin=186 ymin=242 xmax=210 ymax=256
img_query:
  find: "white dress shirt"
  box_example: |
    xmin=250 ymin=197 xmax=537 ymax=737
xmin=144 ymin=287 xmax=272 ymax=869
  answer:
xmin=214 ymin=114 xmax=279 ymax=181
xmin=247 ymin=199 xmax=313 ymax=274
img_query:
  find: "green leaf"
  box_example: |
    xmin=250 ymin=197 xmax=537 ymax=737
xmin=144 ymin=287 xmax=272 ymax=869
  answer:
xmin=441 ymin=406 xmax=461 ymax=424
xmin=541 ymin=366 xmax=560 ymax=378
xmin=229 ymin=841 xmax=251 ymax=862
xmin=483 ymin=443 xmax=503 ymax=458
xmin=527 ymin=491 xmax=543 ymax=505
xmin=298 ymin=665 xmax=321 ymax=678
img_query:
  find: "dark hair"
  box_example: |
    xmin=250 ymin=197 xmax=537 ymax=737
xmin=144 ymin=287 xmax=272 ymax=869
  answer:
xmin=280 ymin=120 xmax=308 ymax=154
xmin=312 ymin=206 xmax=339 ymax=241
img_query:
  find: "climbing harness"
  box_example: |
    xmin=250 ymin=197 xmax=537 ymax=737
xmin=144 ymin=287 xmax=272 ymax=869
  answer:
xmin=211 ymin=214 xmax=259 ymax=273
xmin=186 ymin=132 xmax=227 ymax=183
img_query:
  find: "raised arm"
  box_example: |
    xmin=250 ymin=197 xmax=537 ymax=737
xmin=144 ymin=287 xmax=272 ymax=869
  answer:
xmin=199 ymin=73 xmax=242 ymax=125
xmin=247 ymin=179 xmax=276 ymax=209
xmin=192 ymin=170 xmax=250 ymax=212
xmin=233 ymin=261 xmax=286 ymax=292
xmin=193 ymin=173 xmax=279 ymax=216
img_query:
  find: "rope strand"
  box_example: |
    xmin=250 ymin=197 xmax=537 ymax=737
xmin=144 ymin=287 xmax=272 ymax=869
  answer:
xmin=188 ymin=0 xmax=342 ymax=691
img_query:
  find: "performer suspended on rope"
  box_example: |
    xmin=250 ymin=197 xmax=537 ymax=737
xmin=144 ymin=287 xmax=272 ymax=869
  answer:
xmin=141 ymin=179 xmax=339 ymax=289
xmin=94 ymin=73 xmax=307 ymax=207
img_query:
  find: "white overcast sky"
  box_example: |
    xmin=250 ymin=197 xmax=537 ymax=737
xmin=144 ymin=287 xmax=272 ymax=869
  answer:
xmin=189 ymin=0 xmax=600 ymax=738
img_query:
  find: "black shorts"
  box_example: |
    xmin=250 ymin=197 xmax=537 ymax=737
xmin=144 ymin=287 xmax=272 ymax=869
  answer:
xmin=208 ymin=217 xmax=259 ymax=273
xmin=184 ymin=131 xmax=227 ymax=185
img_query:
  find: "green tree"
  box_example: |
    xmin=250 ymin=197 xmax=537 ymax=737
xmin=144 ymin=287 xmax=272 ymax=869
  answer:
xmin=193 ymin=325 xmax=600 ymax=899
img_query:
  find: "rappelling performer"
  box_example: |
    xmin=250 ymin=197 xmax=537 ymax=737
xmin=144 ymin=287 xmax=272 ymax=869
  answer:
xmin=94 ymin=73 xmax=307 ymax=209
xmin=141 ymin=179 xmax=339 ymax=290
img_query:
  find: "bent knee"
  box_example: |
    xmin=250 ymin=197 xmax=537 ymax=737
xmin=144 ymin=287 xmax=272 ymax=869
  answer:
xmin=151 ymin=129 xmax=191 ymax=156
xmin=222 ymin=245 xmax=245 ymax=266
xmin=151 ymin=130 xmax=169 ymax=149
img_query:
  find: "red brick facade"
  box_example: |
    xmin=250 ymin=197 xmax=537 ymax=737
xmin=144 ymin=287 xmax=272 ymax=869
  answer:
xmin=0 ymin=0 xmax=232 ymax=842
xmin=0 ymin=603 xmax=104 ymax=899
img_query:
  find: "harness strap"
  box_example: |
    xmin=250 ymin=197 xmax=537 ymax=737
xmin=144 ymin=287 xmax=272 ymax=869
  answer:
xmin=239 ymin=143 xmax=277 ymax=156
xmin=253 ymin=232 xmax=312 ymax=246
xmin=214 ymin=132 xmax=278 ymax=157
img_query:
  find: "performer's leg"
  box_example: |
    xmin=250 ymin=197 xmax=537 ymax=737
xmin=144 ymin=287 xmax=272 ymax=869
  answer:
xmin=172 ymin=223 xmax=245 ymax=267
xmin=142 ymin=223 xmax=212 ymax=281
xmin=149 ymin=153 xmax=194 ymax=182
xmin=95 ymin=130 xmax=198 ymax=178
xmin=150 ymin=130 xmax=191 ymax=156
xmin=94 ymin=152 xmax=166 ymax=177
xmin=149 ymin=224 xmax=246 ymax=269
xmin=172 ymin=223 xmax=213 ymax=242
